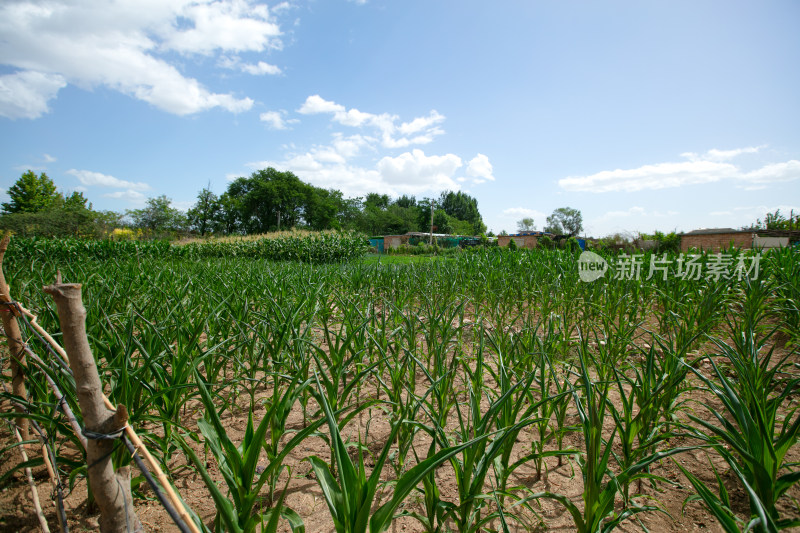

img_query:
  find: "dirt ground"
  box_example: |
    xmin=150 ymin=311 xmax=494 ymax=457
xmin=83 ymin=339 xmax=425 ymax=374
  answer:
xmin=1 ymin=330 xmax=799 ymax=533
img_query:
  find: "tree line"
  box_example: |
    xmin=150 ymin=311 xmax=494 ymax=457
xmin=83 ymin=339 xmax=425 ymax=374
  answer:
xmin=1 ymin=168 xmax=487 ymax=239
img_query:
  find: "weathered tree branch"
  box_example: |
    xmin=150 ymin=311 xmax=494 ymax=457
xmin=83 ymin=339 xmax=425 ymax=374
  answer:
xmin=43 ymin=282 xmax=143 ymax=533
xmin=0 ymin=231 xmax=29 ymax=442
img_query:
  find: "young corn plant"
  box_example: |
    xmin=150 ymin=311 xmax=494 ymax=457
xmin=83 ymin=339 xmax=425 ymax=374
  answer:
xmin=520 ymin=341 xmax=693 ymax=532
xmin=306 ymin=372 xmax=488 ymax=533
xmin=177 ymin=370 xmax=323 ymax=533
xmin=685 ymin=323 xmax=800 ymax=528
xmin=417 ymin=342 xmax=541 ymax=533
xmin=608 ymin=351 xmax=681 ymax=506
xmin=676 ymin=455 xmax=778 ymax=533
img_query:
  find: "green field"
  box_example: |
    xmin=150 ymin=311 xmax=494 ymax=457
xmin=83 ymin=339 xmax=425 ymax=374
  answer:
xmin=2 ymin=241 xmax=799 ymax=532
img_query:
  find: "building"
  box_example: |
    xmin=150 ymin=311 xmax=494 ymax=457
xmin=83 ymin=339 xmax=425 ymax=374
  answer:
xmin=382 ymin=232 xmax=477 ymax=250
xmin=680 ymin=228 xmax=794 ymax=252
xmin=496 ymin=231 xmax=557 ymax=249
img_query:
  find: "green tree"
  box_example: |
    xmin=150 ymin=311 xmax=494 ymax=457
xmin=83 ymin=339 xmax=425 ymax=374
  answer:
xmin=748 ymin=209 xmax=799 ymax=230
xmin=2 ymin=170 xmax=61 ymax=213
xmin=393 ymin=195 xmax=417 ymax=209
xmin=217 ymin=193 xmax=242 ymax=235
xmin=226 ymin=168 xmax=311 ymax=233
xmin=187 ymin=186 xmax=220 ymax=236
xmin=304 ymin=188 xmax=342 ymax=231
xmin=128 ymin=195 xmax=186 ymax=234
xmin=439 ymin=190 xmax=486 ymax=234
xmin=517 ymin=217 xmax=536 ymax=232
xmin=544 ymin=206 xmax=583 ymax=236
xmin=432 ymin=209 xmax=453 ymax=234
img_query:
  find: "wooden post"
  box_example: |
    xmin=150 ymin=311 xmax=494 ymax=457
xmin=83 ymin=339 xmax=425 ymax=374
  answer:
xmin=43 ymin=282 xmax=143 ymax=533
xmin=0 ymin=232 xmax=29 ymax=443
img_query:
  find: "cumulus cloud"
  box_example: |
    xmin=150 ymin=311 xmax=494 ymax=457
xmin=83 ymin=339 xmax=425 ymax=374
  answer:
xmin=161 ymin=1 xmax=281 ymax=55
xmin=43 ymin=154 xmax=57 ymax=163
xmin=246 ymin=97 xmax=489 ymax=198
xmin=241 ymin=61 xmax=282 ymax=75
xmin=398 ymin=110 xmax=445 ymax=135
xmin=297 ymin=95 xmax=445 ymax=149
xmin=66 ymin=169 xmax=150 ymax=190
xmin=466 ymin=154 xmax=495 ymax=184
xmin=0 ymin=71 xmax=67 ymax=119
xmin=376 ymin=150 xmax=462 ymax=191
xmin=0 ymin=0 xmax=286 ymax=118
xmin=248 ymin=148 xmax=463 ymax=197
xmin=219 ymin=56 xmax=282 ymax=76
xmin=259 ymin=110 xmax=297 ymax=130
xmin=559 ymin=147 xmax=800 ymax=193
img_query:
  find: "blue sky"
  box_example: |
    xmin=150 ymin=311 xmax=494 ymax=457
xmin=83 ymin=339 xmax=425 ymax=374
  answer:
xmin=1 ymin=0 xmax=798 ymax=237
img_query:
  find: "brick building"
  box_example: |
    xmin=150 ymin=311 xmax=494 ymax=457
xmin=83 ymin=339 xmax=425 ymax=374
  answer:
xmin=497 ymin=231 xmax=554 ymax=249
xmin=680 ymin=228 xmax=754 ymax=252
xmin=681 ymin=228 xmax=797 ymax=252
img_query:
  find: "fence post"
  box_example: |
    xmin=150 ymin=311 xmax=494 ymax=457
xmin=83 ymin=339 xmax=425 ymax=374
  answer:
xmin=0 ymin=232 xmax=29 ymax=443
xmin=43 ymin=281 xmax=143 ymax=533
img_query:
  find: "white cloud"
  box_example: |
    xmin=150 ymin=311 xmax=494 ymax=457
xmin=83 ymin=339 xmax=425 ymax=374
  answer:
xmin=398 ymin=110 xmax=445 ymax=135
xmin=43 ymin=153 xmax=57 ymax=163
xmin=560 ymin=160 xmax=735 ymax=192
xmin=259 ymin=110 xmax=297 ymax=130
xmin=297 ymin=95 xmax=444 ymax=148
xmin=331 ymin=133 xmax=373 ymax=159
xmin=241 ymin=61 xmax=282 ymax=75
xmin=594 ymin=206 xmax=679 ymax=222
xmin=466 ymin=154 xmax=494 ymax=184
xmin=66 ymin=169 xmax=150 ymax=190
xmin=681 ymin=145 xmax=764 ymax=162
xmin=247 ymin=148 xmax=463 ymax=197
xmin=0 ymin=0 xmax=284 ymax=117
xmin=376 ymin=149 xmax=462 ymax=192
xmin=710 ymin=204 xmax=800 ymax=221
xmin=0 ymin=71 xmax=67 ymax=119
xmin=502 ymin=207 xmax=547 ymax=220
xmin=103 ymin=189 xmax=146 ymax=201
xmin=559 ymin=147 xmax=800 ymax=193
xmin=298 ymin=95 xmax=345 ymax=115
xmin=219 ymin=56 xmax=282 ymax=76
xmin=601 ymin=206 xmax=647 ymax=219
xmin=743 ymin=160 xmax=800 ymax=185
xmin=161 ymin=1 xmax=281 ymax=55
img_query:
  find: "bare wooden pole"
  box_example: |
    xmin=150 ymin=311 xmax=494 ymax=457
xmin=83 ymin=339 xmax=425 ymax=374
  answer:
xmin=0 ymin=232 xmax=29 ymax=443
xmin=13 ymin=301 xmax=199 ymax=533
xmin=43 ymin=282 xmax=143 ymax=533
xmin=13 ymin=424 xmax=50 ymax=533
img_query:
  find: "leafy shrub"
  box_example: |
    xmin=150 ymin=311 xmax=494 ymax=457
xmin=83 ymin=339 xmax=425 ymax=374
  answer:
xmin=538 ymin=235 xmax=555 ymax=249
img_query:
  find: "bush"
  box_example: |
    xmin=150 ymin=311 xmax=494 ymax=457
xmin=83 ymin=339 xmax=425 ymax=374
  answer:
xmin=538 ymin=235 xmax=554 ymax=249
xmin=566 ymin=237 xmax=581 ymax=253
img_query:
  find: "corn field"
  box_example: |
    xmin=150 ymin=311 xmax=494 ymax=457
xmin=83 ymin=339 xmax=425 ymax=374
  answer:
xmin=1 ymin=243 xmax=799 ymax=532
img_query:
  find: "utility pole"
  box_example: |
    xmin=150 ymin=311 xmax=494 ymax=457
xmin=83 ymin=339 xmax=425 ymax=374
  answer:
xmin=277 ymin=209 xmax=281 ymax=231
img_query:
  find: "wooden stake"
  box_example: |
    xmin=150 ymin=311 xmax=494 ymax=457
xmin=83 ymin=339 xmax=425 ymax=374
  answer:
xmin=43 ymin=282 xmax=143 ymax=533
xmin=0 ymin=232 xmax=29 ymax=443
